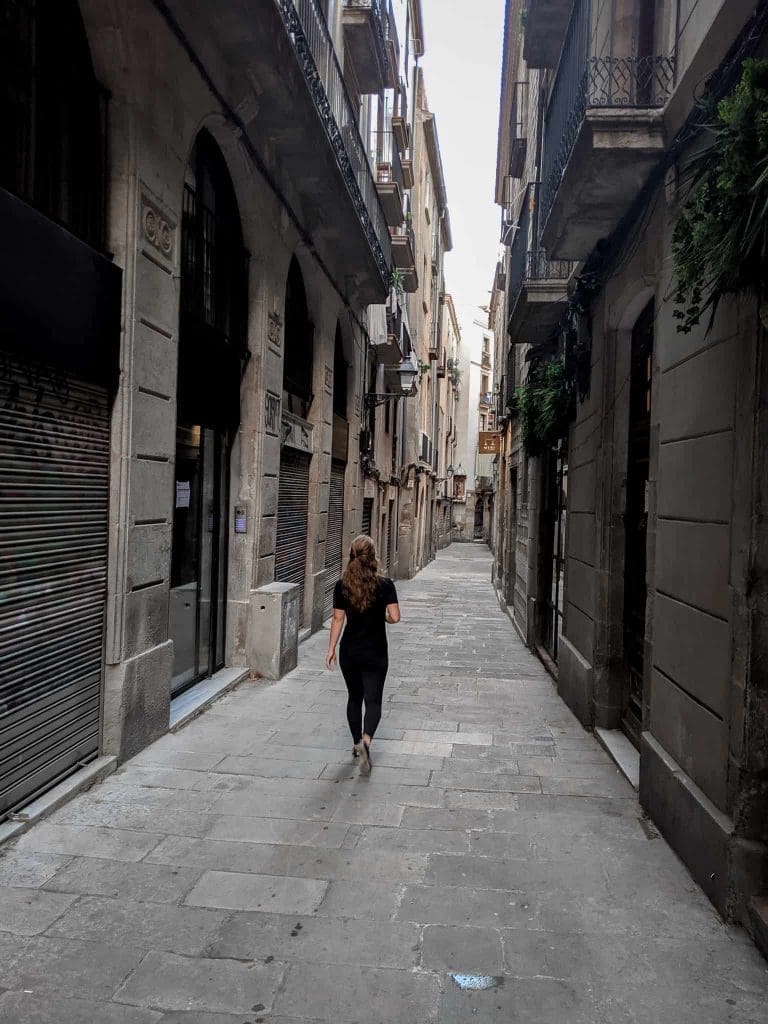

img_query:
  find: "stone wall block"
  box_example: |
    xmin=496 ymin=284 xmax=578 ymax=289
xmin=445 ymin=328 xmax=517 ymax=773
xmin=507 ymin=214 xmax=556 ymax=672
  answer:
xmin=126 ymin=523 xmax=172 ymax=591
xmin=658 ymin=433 xmax=733 ymax=523
xmin=649 ymin=668 xmax=728 ymax=810
xmin=102 ymin=641 xmax=173 ymax=762
xmin=655 ymin=520 xmax=730 ymax=619
xmin=130 ymin=458 xmax=173 ymax=524
xmin=653 ymin=593 xmax=730 ymax=717
xmin=131 ymin=391 xmax=175 ymax=460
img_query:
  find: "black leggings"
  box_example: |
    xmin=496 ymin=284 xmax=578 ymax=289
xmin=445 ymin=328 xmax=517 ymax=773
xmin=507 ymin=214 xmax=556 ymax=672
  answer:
xmin=339 ymin=658 xmax=387 ymax=742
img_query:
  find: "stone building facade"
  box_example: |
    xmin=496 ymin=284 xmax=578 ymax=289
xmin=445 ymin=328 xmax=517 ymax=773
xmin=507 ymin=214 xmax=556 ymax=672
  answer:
xmin=396 ymin=67 xmax=454 ymax=577
xmin=0 ymin=0 xmax=453 ymax=823
xmin=490 ymin=0 xmax=768 ymax=951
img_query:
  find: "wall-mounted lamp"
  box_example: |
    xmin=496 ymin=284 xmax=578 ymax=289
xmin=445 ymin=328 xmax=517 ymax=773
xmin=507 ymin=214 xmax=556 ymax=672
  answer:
xmin=365 ymin=355 xmax=419 ymax=408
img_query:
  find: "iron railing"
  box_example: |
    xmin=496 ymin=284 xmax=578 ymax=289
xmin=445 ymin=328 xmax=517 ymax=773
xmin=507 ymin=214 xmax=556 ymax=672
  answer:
xmin=526 ymin=249 xmax=574 ymax=281
xmin=343 ymin=0 xmax=390 ymax=75
xmin=370 ymin=129 xmax=404 ymax=195
xmin=541 ymin=0 xmax=675 ymax=227
xmin=275 ymin=0 xmax=392 ymax=287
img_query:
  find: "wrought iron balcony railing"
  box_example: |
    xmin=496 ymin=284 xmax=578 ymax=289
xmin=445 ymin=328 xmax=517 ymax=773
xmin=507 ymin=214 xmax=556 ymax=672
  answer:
xmin=370 ymin=129 xmax=405 ymax=195
xmin=526 ymin=249 xmax=574 ymax=282
xmin=275 ymin=0 xmax=391 ymax=288
xmin=541 ymin=0 xmax=675 ymax=229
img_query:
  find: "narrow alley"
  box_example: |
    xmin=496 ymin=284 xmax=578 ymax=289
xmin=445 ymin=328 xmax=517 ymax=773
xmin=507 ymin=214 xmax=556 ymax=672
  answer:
xmin=0 ymin=545 xmax=766 ymax=1023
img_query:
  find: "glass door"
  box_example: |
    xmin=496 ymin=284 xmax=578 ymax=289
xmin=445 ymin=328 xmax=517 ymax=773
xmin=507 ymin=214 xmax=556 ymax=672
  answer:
xmin=170 ymin=424 xmax=228 ymax=694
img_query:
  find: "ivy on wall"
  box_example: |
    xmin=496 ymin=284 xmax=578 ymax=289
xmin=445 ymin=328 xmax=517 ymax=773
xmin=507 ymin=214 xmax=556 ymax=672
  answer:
xmin=672 ymin=58 xmax=768 ymax=333
xmin=515 ymin=356 xmax=573 ymax=457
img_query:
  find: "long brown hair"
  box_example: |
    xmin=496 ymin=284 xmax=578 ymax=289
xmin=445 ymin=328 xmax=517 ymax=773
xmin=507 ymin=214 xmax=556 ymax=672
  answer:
xmin=341 ymin=535 xmax=381 ymax=612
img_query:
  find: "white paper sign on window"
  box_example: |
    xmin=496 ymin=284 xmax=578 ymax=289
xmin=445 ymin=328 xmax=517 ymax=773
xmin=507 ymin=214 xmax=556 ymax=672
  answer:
xmin=176 ymin=481 xmax=191 ymax=509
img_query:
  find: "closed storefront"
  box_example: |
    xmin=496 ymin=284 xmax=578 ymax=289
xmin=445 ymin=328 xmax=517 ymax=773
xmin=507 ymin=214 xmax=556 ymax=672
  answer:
xmin=0 ymin=356 xmax=111 ymax=819
xmin=275 ymin=448 xmax=311 ymax=619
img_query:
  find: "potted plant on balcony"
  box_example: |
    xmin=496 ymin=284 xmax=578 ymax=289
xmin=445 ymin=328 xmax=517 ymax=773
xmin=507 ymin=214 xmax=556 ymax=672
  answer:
xmin=515 ymin=355 xmax=572 ymax=457
xmin=391 ymin=267 xmax=405 ymax=297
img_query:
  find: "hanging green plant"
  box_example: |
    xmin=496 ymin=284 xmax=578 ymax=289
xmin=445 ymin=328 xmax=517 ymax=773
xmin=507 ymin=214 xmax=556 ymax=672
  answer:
xmin=515 ymin=356 xmax=572 ymax=457
xmin=391 ymin=267 xmax=405 ymax=297
xmin=672 ymin=58 xmax=768 ymax=334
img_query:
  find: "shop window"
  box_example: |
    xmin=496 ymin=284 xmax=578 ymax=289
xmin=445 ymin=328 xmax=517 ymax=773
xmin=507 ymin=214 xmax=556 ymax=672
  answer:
xmin=0 ymin=0 xmax=107 ymax=249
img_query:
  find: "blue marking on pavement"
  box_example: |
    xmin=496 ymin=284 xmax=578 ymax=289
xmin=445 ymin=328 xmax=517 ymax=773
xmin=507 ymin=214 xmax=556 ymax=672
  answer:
xmin=449 ymin=974 xmax=502 ymax=990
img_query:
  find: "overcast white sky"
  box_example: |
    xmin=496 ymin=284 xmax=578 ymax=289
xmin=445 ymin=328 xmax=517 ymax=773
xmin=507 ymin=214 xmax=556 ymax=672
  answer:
xmin=419 ymin=0 xmax=505 ymax=330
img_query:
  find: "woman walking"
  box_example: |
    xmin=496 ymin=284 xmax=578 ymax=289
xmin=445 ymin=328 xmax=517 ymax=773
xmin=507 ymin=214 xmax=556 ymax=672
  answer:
xmin=326 ymin=535 xmax=401 ymax=771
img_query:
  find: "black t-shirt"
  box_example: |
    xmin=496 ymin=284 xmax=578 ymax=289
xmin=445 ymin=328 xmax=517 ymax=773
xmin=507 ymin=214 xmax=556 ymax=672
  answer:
xmin=333 ymin=576 xmax=398 ymax=667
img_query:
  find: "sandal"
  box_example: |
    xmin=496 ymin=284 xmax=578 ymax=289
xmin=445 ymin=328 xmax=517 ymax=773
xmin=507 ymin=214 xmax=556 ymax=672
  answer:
xmin=360 ymin=737 xmax=372 ymax=773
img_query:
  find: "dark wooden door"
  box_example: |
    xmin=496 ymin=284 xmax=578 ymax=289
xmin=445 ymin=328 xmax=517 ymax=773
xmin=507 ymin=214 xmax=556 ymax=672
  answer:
xmin=622 ymin=300 xmax=654 ymax=747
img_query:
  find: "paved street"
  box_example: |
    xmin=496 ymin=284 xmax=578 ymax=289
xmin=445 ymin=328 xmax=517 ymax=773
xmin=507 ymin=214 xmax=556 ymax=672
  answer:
xmin=0 ymin=544 xmax=766 ymax=1023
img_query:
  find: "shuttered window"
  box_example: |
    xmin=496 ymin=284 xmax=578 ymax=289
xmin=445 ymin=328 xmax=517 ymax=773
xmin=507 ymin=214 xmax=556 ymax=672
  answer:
xmin=0 ymin=354 xmax=109 ymax=820
xmin=275 ymin=449 xmax=311 ymax=623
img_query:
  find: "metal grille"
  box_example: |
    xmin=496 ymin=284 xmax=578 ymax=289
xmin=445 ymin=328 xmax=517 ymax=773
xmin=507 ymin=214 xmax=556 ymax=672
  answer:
xmin=275 ymin=450 xmax=311 ymax=625
xmin=181 ymin=183 xmax=249 ymax=348
xmin=275 ymin=0 xmax=392 ymax=289
xmin=371 ymin=129 xmax=404 ymax=196
xmin=541 ymin=440 xmax=568 ymax=663
xmin=324 ymin=462 xmax=345 ymax=619
xmin=0 ymin=353 xmax=109 ymax=820
xmin=541 ymin=0 xmax=675 ymax=227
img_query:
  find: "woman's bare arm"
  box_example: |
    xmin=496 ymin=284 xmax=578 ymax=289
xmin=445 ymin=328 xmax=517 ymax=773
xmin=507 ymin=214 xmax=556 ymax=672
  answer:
xmin=386 ymin=603 xmax=401 ymax=624
xmin=326 ymin=609 xmax=346 ymax=669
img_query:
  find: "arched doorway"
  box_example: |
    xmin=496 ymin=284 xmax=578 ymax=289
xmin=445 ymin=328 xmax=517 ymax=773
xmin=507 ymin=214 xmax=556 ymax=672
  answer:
xmin=0 ymin=0 xmax=118 ymax=818
xmin=169 ymin=129 xmax=248 ymax=693
xmin=324 ymin=323 xmax=348 ymax=618
xmin=275 ymin=257 xmax=314 ymax=624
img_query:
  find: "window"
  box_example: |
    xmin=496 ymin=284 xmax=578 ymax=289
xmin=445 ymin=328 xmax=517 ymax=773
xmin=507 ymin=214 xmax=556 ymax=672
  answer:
xmin=480 ymin=414 xmax=486 ymax=431
xmin=1 ymin=0 xmax=107 ymax=249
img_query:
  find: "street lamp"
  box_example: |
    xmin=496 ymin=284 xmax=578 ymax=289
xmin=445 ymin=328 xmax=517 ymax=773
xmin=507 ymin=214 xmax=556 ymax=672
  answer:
xmin=365 ymin=355 xmax=419 ymax=407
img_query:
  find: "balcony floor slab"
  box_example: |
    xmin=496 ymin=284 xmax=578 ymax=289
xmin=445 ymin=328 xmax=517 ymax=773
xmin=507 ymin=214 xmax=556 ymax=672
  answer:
xmin=542 ymin=108 xmax=666 ymax=261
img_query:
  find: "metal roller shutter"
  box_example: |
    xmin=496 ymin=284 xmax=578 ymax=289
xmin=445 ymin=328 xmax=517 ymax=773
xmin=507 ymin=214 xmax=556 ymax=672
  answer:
xmin=275 ymin=449 xmax=310 ymax=623
xmin=0 ymin=353 xmax=109 ymax=820
xmin=362 ymin=497 xmax=373 ymax=538
xmin=324 ymin=462 xmax=345 ymax=620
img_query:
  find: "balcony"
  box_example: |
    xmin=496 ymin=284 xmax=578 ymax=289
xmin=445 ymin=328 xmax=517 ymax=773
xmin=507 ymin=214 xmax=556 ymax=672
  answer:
xmin=371 ymin=130 xmax=404 ymax=226
xmin=391 ymin=222 xmax=418 ymax=291
xmin=400 ymin=157 xmax=415 ymax=189
xmin=523 ymin=0 xmax=574 ymax=68
xmin=342 ymin=0 xmax=391 ymax=94
xmin=392 ymin=115 xmax=411 ymax=154
xmin=540 ymin=0 xmax=675 ymax=259
xmin=378 ymin=291 xmax=404 ymax=365
xmin=508 ymin=249 xmax=575 ymax=344
xmin=479 ymin=391 xmax=493 ymax=408
xmin=481 ymin=351 xmax=491 ymax=369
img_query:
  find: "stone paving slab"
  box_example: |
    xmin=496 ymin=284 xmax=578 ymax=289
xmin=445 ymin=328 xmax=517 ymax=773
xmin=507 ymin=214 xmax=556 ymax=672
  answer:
xmin=1 ymin=545 xmax=766 ymax=1023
